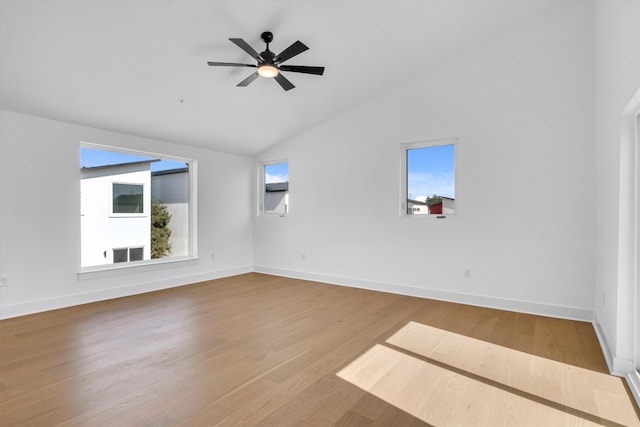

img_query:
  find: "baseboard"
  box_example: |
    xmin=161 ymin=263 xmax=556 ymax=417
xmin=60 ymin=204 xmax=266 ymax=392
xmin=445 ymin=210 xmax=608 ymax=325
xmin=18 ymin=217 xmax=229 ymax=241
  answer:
xmin=628 ymin=370 xmax=640 ymax=408
xmin=593 ymin=312 xmax=637 ymax=378
xmin=0 ymin=265 xmax=595 ymax=323
xmin=252 ymin=266 xmax=593 ymax=322
xmin=0 ymin=265 xmax=252 ymax=319
xmin=593 ymin=313 xmax=616 ymax=374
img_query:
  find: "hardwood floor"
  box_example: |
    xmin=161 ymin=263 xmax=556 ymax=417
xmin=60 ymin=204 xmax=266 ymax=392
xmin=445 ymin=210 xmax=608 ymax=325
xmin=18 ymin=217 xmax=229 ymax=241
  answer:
xmin=0 ymin=273 xmax=637 ymax=426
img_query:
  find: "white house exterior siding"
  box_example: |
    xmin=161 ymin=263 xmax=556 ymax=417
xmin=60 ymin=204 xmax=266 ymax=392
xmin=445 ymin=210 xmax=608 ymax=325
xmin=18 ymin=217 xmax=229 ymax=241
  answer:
xmin=264 ymin=182 xmax=289 ymax=214
xmin=81 ymin=163 xmax=152 ymax=267
xmin=151 ymin=169 xmax=189 ymax=257
xmin=264 ymin=191 xmax=288 ymax=214
xmin=407 ymin=200 xmax=429 ymax=215
xmin=442 ymin=197 xmax=455 ymax=214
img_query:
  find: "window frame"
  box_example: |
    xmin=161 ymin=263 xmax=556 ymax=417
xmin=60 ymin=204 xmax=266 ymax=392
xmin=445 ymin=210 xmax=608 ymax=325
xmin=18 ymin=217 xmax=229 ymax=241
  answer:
xmin=400 ymin=138 xmax=458 ymax=218
xmin=259 ymin=159 xmax=289 ymax=217
xmin=79 ymin=141 xmax=198 ymax=275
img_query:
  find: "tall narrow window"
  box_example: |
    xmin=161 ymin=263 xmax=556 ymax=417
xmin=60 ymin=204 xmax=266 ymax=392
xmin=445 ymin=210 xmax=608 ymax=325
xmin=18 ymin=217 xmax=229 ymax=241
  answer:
xmin=262 ymin=161 xmax=289 ymax=215
xmin=401 ymin=139 xmax=456 ymax=216
xmin=80 ymin=144 xmax=194 ymax=268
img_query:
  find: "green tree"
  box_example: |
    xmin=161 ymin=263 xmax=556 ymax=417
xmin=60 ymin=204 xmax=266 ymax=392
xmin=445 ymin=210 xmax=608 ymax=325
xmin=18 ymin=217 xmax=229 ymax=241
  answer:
xmin=427 ymin=195 xmax=442 ymax=205
xmin=151 ymin=200 xmax=172 ymax=258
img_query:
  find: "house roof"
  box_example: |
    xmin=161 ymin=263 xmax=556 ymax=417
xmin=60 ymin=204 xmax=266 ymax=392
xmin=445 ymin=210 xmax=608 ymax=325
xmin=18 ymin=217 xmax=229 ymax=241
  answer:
xmin=81 ymin=159 xmax=160 ymax=171
xmin=266 ymin=182 xmax=289 ymax=192
xmin=0 ymin=1 xmax=558 ymax=156
xmin=151 ymin=167 xmax=189 ymax=177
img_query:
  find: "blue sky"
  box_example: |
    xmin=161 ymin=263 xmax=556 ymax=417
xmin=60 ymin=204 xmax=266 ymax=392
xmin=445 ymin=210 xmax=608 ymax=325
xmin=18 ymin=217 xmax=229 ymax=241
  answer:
xmin=407 ymin=144 xmax=455 ymax=200
xmin=265 ymin=162 xmax=289 ymax=183
xmin=80 ymin=147 xmax=188 ymax=172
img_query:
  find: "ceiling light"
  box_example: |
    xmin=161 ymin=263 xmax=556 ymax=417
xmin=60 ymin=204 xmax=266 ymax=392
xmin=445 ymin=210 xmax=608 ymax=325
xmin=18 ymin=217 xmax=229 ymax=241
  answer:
xmin=258 ymin=64 xmax=279 ymax=78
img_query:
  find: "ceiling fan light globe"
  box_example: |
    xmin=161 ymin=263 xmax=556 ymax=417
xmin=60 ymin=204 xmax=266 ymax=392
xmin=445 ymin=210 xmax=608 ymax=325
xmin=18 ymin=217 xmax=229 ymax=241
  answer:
xmin=258 ymin=64 xmax=279 ymax=78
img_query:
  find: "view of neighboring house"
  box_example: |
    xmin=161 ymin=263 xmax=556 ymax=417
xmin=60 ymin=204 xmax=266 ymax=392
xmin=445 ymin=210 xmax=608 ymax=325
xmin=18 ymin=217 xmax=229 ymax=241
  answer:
xmin=265 ymin=181 xmax=288 ymax=214
xmin=80 ymin=160 xmax=157 ymax=267
xmin=407 ymin=199 xmax=429 ymax=215
xmin=81 ymin=160 xmax=189 ymax=267
xmin=407 ymin=196 xmax=455 ymax=215
xmin=151 ymin=167 xmax=189 ymax=257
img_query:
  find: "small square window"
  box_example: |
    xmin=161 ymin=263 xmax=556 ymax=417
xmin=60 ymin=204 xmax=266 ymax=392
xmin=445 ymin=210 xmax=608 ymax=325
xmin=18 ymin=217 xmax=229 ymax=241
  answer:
xmin=113 ymin=248 xmax=128 ymax=263
xmin=129 ymin=247 xmax=144 ymax=261
xmin=113 ymin=183 xmax=143 ymax=214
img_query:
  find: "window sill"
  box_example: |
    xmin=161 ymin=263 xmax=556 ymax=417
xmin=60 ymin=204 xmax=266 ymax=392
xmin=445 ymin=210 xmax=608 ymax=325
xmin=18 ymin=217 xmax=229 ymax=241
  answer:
xmin=78 ymin=256 xmax=199 ymax=280
xmin=401 ymin=213 xmax=458 ymax=219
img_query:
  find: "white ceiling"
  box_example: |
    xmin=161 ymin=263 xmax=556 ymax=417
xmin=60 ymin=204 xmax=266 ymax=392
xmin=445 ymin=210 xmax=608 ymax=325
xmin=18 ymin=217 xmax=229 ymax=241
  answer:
xmin=0 ymin=0 xmax=557 ymax=156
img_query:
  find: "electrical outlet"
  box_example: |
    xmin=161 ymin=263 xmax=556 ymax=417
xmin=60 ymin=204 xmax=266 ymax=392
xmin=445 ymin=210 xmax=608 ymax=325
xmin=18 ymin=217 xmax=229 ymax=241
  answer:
xmin=300 ymin=252 xmax=306 ymax=261
xmin=0 ymin=276 xmax=8 ymax=287
xmin=210 ymin=253 xmax=215 ymax=261
xmin=463 ymin=268 xmax=471 ymax=279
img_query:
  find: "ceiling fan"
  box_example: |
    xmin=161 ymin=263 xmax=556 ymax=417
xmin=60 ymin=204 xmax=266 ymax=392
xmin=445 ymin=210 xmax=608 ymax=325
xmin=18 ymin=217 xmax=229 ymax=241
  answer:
xmin=207 ymin=31 xmax=325 ymax=91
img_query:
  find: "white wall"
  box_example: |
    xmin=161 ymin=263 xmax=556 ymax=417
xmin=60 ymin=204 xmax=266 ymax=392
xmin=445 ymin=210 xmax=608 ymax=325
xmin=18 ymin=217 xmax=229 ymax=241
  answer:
xmin=0 ymin=109 xmax=254 ymax=318
xmin=594 ymin=0 xmax=640 ymax=376
xmin=254 ymin=1 xmax=596 ymax=320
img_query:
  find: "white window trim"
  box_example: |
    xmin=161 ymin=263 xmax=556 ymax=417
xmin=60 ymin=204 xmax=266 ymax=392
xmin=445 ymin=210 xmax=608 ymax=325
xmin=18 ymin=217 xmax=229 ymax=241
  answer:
xmin=79 ymin=141 xmax=198 ymax=274
xmin=258 ymin=159 xmax=289 ymax=217
xmin=400 ymin=137 xmax=458 ymax=218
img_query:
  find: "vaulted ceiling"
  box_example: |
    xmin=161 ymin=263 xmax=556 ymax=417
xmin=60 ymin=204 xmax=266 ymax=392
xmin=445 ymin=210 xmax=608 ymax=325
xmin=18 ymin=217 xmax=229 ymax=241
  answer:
xmin=0 ymin=0 xmax=557 ymax=156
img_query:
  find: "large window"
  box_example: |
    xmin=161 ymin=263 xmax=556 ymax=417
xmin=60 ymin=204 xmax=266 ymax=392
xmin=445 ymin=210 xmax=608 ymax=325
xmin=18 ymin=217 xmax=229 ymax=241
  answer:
xmin=261 ymin=161 xmax=289 ymax=215
xmin=80 ymin=144 xmax=195 ymax=269
xmin=401 ymin=139 xmax=457 ymax=216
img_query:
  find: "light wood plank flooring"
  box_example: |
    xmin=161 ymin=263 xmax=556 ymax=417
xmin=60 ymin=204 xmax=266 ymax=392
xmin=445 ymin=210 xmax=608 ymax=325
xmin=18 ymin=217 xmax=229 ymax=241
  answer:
xmin=0 ymin=273 xmax=638 ymax=426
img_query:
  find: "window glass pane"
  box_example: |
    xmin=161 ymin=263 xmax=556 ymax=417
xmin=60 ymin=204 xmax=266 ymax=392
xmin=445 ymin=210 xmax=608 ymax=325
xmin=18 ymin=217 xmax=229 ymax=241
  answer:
xmin=129 ymin=247 xmax=143 ymax=261
xmin=80 ymin=146 xmax=191 ymax=268
xmin=113 ymin=248 xmax=128 ymax=263
xmin=113 ymin=183 xmax=143 ymax=213
xmin=264 ymin=162 xmax=289 ymax=214
xmin=406 ymin=143 xmax=455 ymax=215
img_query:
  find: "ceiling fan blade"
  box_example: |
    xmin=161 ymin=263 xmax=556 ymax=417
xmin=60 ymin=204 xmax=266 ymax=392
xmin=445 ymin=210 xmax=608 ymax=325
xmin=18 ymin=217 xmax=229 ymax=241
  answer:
xmin=274 ymin=40 xmax=309 ymax=64
xmin=207 ymin=61 xmax=257 ymax=68
xmin=279 ymin=65 xmax=324 ymax=75
xmin=229 ymin=38 xmax=263 ymax=62
xmin=274 ymin=73 xmax=295 ymax=91
xmin=237 ymin=72 xmax=259 ymax=87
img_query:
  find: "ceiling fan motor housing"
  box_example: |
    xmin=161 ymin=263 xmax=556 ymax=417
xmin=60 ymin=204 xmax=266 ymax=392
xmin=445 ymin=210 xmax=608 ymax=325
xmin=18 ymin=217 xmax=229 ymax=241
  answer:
xmin=261 ymin=31 xmax=274 ymax=44
xmin=260 ymin=49 xmax=276 ymax=62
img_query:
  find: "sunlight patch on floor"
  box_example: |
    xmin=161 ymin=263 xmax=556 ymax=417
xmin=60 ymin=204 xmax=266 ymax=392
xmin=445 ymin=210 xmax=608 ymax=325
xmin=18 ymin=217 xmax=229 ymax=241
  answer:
xmin=337 ymin=322 xmax=639 ymax=427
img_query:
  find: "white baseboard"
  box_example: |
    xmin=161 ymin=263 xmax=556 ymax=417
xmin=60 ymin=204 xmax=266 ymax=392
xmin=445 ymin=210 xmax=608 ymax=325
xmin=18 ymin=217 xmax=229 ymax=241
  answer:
xmin=628 ymin=370 xmax=640 ymax=408
xmin=0 ymin=265 xmax=595 ymax=323
xmin=593 ymin=314 xmax=616 ymax=373
xmin=252 ymin=266 xmax=593 ymax=321
xmin=592 ymin=312 xmax=636 ymax=378
xmin=0 ymin=265 xmax=252 ymax=319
